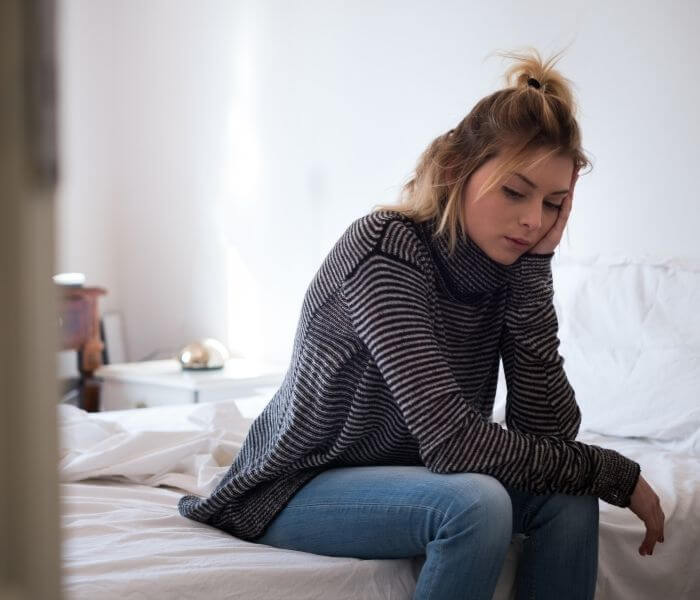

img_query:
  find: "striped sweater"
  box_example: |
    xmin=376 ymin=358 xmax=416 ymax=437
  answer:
xmin=178 ymin=209 xmax=641 ymax=541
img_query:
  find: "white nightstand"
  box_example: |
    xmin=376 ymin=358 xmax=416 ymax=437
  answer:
xmin=94 ymin=357 xmax=287 ymax=411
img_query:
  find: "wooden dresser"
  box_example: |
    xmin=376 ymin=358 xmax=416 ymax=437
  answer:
xmin=56 ymin=286 xmax=107 ymax=411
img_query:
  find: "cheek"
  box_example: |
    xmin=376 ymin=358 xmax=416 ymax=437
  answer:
xmin=473 ymin=197 xmax=505 ymax=223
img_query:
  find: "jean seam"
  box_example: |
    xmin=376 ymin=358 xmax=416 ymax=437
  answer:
xmin=283 ymin=502 xmax=448 ymax=521
xmin=528 ymin=527 xmax=537 ymax=600
xmin=424 ymin=532 xmax=441 ymax=600
xmin=520 ymin=496 xmax=543 ymax=535
xmin=517 ymin=497 xmax=540 ymax=600
xmin=280 ymin=500 xmax=448 ymax=598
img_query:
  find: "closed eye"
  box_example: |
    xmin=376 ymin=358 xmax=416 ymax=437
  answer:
xmin=502 ymin=186 xmax=525 ymax=199
xmin=502 ymin=186 xmax=562 ymax=210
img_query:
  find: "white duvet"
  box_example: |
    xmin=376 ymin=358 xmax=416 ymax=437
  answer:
xmin=58 ymin=394 xmax=700 ymax=600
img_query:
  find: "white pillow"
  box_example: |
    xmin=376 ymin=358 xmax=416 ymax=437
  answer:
xmin=552 ymin=256 xmax=700 ymax=442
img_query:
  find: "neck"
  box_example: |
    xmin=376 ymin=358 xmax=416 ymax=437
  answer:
xmin=415 ymin=215 xmax=511 ymax=300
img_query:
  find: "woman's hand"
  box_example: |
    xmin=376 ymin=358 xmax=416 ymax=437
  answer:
xmin=528 ymin=167 xmax=579 ymax=255
xmin=628 ymin=473 xmax=666 ymax=556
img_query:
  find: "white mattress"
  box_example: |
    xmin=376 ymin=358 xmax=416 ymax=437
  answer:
xmin=61 ymin=480 xmax=416 ymax=600
xmin=58 ymin=397 xmax=700 ymax=599
xmin=61 ymin=479 xmax=524 ymax=600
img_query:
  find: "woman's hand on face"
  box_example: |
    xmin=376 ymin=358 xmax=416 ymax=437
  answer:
xmin=628 ymin=473 xmax=666 ymax=556
xmin=528 ymin=167 xmax=579 ymax=255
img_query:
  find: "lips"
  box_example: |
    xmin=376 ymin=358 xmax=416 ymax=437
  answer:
xmin=506 ymin=237 xmax=530 ymax=246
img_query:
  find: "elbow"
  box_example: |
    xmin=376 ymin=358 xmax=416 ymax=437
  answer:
xmin=563 ymin=403 xmax=582 ymax=441
xmin=558 ymin=391 xmax=582 ymax=440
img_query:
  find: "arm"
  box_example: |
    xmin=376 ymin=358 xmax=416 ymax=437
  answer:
xmin=342 ymin=243 xmax=640 ymax=507
xmin=501 ymin=251 xmax=581 ymax=441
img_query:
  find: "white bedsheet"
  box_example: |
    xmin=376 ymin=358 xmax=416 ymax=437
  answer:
xmin=58 ymin=398 xmax=699 ymax=599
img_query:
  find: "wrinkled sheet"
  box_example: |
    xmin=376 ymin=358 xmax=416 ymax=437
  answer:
xmin=61 ymin=480 xmax=424 ymax=600
xmin=58 ymin=398 xmax=698 ymax=599
xmin=59 ymin=398 xmax=523 ymax=600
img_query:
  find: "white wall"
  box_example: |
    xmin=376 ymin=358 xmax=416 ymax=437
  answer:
xmin=56 ymin=0 xmax=700 ymax=366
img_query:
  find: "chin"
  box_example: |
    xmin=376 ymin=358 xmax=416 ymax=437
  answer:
xmin=488 ymin=248 xmax=519 ymax=266
xmin=478 ymin=236 xmax=522 ymax=266
xmin=496 ymin=255 xmax=519 ymax=266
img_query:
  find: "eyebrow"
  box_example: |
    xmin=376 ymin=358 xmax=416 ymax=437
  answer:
xmin=512 ymin=172 xmax=569 ymax=195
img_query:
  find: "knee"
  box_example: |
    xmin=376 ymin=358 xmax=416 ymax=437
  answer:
xmin=439 ymin=474 xmax=513 ymax=545
xmin=547 ymin=494 xmax=599 ymax=534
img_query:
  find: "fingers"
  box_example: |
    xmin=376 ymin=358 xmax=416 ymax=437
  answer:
xmin=570 ymin=167 xmax=580 ymax=188
xmin=532 ymin=170 xmax=577 ymax=253
xmin=554 ymin=190 xmax=573 ymax=235
xmin=639 ymin=530 xmax=658 ymax=556
xmin=639 ymin=501 xmax=666 ymax=556
xmin=567 ymin=169 xmax=579 ymax=209
xmin=563 ymin=190 xmax=573 ymax=215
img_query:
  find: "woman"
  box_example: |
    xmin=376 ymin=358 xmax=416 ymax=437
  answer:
xmin=179 ymin=47 xmax=665 ymax=600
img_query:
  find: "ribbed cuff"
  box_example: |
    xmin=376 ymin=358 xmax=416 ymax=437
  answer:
xmin=523 ymin=251 xmax=555 ymax=259
xmin=513 ymin=251 xmax=555 ymax=277
xmin=594 ymin=447 xmax=642 ymax=507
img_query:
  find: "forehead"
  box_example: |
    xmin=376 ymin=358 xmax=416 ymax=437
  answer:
xmin=469 ymin=148 xmax=573 ymax=202
xmin=501 ymin=151 xmax=573 ymax=187
xmin=521 ymin=149 xmax=571 ymax=172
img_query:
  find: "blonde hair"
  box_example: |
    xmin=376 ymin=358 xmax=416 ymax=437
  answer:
xmin=373 ymin=46 xmax=592 ymax=254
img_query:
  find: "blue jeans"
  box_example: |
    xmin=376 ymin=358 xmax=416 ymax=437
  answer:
xmin=256 ymin=466 xmax=598 ymax=600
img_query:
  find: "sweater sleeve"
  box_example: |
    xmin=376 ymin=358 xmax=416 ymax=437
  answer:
xmin=341 ymin=245 xmax=641 ymax=508
xmin=500 ymin=251 xmax=582 ymax=441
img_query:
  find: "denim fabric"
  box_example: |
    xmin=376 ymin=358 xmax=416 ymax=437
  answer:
xmin=256 ymin=466 xmax=598 ymax=600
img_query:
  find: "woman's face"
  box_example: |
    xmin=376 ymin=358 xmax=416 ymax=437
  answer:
xmin=461 ymin=149 xmax=574 ymax=265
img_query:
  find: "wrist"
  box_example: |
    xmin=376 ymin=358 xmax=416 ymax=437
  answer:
xmin=507 ymin=252 xmax=555 ymax=302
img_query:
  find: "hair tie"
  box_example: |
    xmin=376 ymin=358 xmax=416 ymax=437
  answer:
xmin=527 ymin=77 xmax=541 ymax=89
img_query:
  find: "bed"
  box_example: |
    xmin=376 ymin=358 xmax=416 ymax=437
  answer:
xmin=58 ymin=255 xmax=700 ymax=599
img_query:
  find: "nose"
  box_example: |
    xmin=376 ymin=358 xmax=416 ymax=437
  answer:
xmin=518 ymin=199 xmax=543 ymax=231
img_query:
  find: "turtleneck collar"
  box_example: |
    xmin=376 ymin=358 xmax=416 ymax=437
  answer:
xmin=414 ymin=215 xmax=511 ymax=300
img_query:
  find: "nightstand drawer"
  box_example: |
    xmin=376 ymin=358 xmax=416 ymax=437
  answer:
xmin=100 ymin=380 xmax=195 ymax=410
xmin=95 ymin=358 xmax=286 ymax=411
xmin=99 ymin=379 xmax=277 ymax=410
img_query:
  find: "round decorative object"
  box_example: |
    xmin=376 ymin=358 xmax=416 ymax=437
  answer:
xmin=53 ymin=272 xmax=86 ymax=287
xmin=177 ymin=338 xmax=230 ymax=370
